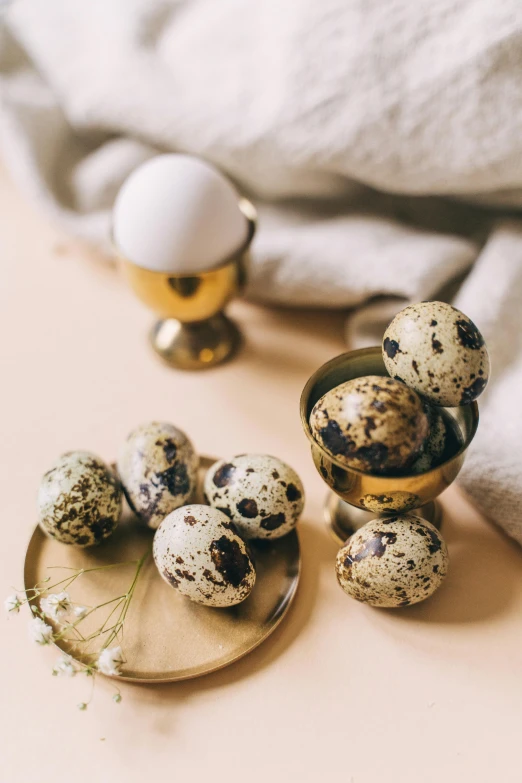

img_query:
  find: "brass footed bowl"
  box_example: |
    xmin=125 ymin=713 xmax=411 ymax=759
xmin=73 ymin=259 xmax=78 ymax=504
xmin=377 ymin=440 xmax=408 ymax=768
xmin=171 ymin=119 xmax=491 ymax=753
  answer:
xmin=300 ymin=347 xmax=479 ymax=541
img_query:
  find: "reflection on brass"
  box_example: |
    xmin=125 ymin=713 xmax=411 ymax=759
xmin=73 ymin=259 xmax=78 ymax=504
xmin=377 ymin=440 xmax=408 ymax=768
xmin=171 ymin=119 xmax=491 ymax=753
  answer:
xmin=359 ymin=491 xmax=420 ymax=514
xmin=324 ymin=495 xmax=442 ymax=543
xmin=24 ymin=456 xmax=300 ymax=683
xmin=300 ymin=347 xmax=479 ymax=542
xmin=168 ymin=276 xmax=202 ymax=298
xmin=117 ymin=199 xmax=256 ymax=370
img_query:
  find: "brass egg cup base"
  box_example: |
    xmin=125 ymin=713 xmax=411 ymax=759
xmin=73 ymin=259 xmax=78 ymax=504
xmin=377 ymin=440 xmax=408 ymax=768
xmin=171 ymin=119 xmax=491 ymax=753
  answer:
xmin=150 ymin=312 xmax=242 ymax=370
xmin=324 ymin=493 xmax=442 ymax=545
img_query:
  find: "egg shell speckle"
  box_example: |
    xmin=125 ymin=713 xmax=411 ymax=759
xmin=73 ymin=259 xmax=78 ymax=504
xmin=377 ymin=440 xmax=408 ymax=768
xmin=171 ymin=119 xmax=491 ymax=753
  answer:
xmin=153 ymin=504 xmax=256 ymax=607
xmin=38 ymin=451 xmax=122 ymax=547
xmin=410 ymin=403 xmax=447 ymax=474
xmin=383 ymin=301 xmax=490 ymax=406
xmin=335 ymin=515 xmax=449 ymax=607
xmin=204 ymin=454 xmax=305 ymax=540
xmin=117 ymin=422 xmax=198 ymax=529
xmin=309 ymin=376 xmax=429 ymax=474
xmin=359 ymin=491 xmax=420 ymax=514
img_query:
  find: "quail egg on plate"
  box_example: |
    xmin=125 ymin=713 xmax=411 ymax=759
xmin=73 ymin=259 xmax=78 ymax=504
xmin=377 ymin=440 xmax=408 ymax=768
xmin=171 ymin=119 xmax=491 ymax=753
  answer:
xmin=153 ymin=504 xmax=256 ymax=607
xmin=309 ymin=376 xmax=429 ymax=474
xmin=118 ymin=422 xmax=198 ymax=529
xmin=37 ymin=451 xmax=122 ymax=547
xmin=335 ymin=514 xmax=449 ymax=607
xmin=204 ymin=454 xmax=305 ymax=540
xmin=382 ymin=301 xmax=490 ymax=407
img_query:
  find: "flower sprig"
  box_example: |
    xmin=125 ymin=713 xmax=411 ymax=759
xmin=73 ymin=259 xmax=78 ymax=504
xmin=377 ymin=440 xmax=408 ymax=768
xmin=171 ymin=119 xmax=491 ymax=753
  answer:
xmin=6 ymin=548 xmax=150 ymax=709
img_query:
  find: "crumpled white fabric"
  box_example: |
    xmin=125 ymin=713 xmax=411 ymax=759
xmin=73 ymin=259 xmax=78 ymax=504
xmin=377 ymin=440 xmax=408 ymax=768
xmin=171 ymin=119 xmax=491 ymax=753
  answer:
xmin=1 ymin=0 xmax=522 ymax=543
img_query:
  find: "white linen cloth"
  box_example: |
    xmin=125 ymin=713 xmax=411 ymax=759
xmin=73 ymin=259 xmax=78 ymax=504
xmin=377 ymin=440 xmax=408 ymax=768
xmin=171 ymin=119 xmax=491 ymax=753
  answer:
xmin=1 ymin=0 xmax=522 ymax=542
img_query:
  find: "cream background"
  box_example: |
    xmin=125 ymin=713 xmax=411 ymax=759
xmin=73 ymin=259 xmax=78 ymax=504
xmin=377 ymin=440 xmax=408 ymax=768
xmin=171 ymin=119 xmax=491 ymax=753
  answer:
xmin=1 ymin=165 xmax=521 ymax=783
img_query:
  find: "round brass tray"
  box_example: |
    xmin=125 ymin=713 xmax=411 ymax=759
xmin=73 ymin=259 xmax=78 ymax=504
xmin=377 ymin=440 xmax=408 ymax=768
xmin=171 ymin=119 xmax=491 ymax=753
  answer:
xmin=24 ymin=457 xmax=300 ymax=683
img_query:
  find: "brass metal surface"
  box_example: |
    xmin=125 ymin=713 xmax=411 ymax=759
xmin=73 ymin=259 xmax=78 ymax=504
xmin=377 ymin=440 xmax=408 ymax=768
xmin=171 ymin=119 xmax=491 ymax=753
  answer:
xmin=121 ymin=254 xmax=245 ymax=323
xmin=24 ymin=456 xmax=300 ymax=683
xmin=300 ymin=347 xmax=479 ymax=538
xmin=117 ymin=199 xmax=256 ymax=370
xmin=150 ymin=313 xmax=242 ymax=370
xmin=324 ymin=495 xmax=442 ymax=545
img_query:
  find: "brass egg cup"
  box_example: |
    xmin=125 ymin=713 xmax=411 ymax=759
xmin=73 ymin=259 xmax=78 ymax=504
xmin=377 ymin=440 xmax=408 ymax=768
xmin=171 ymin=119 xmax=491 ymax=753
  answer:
xmin=117 ymin=199 xmax=256 ymax=370
xmin=300 ymin=347 xmax=479 ymax=543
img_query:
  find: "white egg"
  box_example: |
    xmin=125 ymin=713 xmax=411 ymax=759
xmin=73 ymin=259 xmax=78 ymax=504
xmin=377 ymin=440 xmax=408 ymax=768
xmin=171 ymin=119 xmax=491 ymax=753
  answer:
xmin=112 ymin=154 xmax=248 ymax=274
xmin=153 ymin=504 xmax=256 ymax=607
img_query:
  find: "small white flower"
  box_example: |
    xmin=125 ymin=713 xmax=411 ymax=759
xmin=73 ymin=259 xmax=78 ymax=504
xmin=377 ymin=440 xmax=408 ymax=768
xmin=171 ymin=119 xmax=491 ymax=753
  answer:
xmin=52 ymin=656 xmax=76 ymax=677
xmin=73 ymin=605 xmax=88 ymax=619
xmin=77 ymin=702 xmax=87 ymax=711
xmin=29 ymin=617 xmax=54 ymax=645
xmin=97 ymin=646 xmax=124 ymax=676
xmin=4 ymin=594 xmax=21 ymax=614
xmin=40 ymin=592 xmax=71 ymax=621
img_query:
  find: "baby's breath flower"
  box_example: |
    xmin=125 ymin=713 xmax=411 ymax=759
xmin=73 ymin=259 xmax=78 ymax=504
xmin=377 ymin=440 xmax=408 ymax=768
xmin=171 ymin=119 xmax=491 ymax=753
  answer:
xmin=13 ymin=548 xmax=150 ymax=709
xmin=53 ymin=656 xmax=76 ymax=678
xmin=4 ymin=594 xmax=21 ymax=614
xmin=29 ymin=617 xmax=53 ymax=645
xmin=97 ymin=646 xmax=124 ymax=676
xmin=40 ymin=592 xmax=71 ymax=621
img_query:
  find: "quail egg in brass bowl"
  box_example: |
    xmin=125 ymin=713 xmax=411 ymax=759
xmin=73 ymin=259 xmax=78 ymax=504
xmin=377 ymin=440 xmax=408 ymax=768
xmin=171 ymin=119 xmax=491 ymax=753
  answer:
xmin=300 ymin=346 xmax=479 ymax=543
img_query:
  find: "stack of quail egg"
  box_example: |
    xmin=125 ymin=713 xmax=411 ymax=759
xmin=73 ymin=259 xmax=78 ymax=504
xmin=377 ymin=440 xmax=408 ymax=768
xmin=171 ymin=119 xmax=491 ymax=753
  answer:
xmin=37 ymin=423 xmax=304 ymax=609
xmin=310 ymin=301 xmax=490 ymax=608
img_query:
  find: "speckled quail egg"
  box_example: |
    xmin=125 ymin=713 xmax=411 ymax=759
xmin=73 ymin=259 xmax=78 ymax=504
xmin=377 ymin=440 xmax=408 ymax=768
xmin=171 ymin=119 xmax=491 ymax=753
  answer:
xmin=309 ymin=376 xmax=429 ymax=474
xmin=38 ymin=451 xmax=122 ymax=547
xmin=117 ymin=422 xmax=198 ymax=529
xmin=204 ymin=454 xmax=305 ymax=540
xmin=153 ymin=504 xmax=256 ymax=607
xmin=410 ymin=402 xmax=448 ymax=474
xmin=359 ymin=491 xmax=420 ymax=514
xmin=335 ymin=514 xmax=449 ymax=607
xmin=382 ymin=301 xmax=490 ymax=407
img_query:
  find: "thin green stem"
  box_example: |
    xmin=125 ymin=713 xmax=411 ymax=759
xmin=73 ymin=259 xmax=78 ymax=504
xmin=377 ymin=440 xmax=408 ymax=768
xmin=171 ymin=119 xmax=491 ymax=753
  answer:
xmin=20 ymin=559 xmax=144 ymax=609
xmin=101 ymin=547 xmax=150 ymax=650
xmin=25 ymin=546 xmax=152 ymax=698
xmin=52 ymin=595 xmax=126 ymax=642
xmin=46 ymin=560 xmax=141 ymax=573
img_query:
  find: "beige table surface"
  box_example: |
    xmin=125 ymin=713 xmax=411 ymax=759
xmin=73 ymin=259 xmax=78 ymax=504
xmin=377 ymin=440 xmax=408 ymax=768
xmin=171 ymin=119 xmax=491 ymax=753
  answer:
xmin=0 ymin=164 xmax=521 ymax=783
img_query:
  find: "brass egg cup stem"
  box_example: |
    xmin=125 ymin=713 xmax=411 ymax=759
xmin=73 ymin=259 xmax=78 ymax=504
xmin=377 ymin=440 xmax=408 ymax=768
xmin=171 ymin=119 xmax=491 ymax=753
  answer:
xmin=150 ymin=313 xmax=242 ymax=370
xmin=324 ymin=495 xmax=442 ymax=545
xmin=300 ymin=347 xmax=479 ymax=543
xmin=118 ymin=199 xmax=256 ymax=370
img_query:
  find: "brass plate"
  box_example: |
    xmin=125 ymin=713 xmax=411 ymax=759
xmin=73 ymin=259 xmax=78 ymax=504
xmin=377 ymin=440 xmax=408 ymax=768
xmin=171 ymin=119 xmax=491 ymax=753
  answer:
xmin=24 ymin=457 xmax=300 ymax=683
